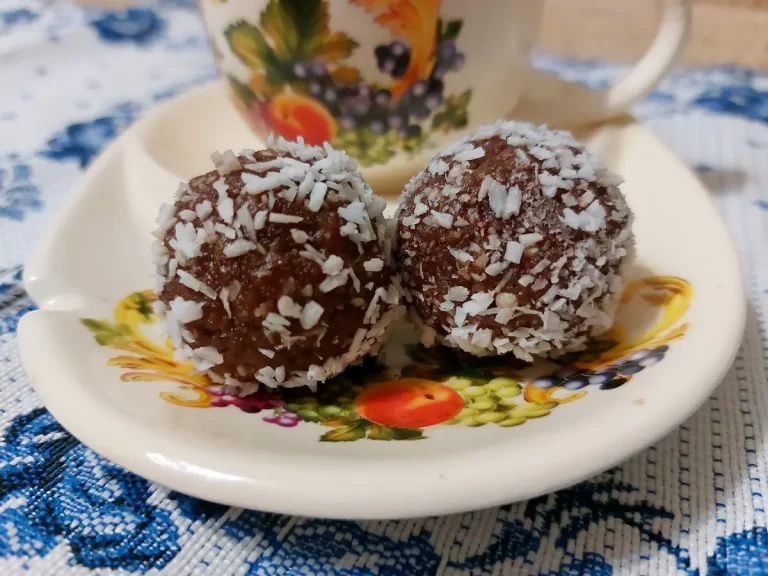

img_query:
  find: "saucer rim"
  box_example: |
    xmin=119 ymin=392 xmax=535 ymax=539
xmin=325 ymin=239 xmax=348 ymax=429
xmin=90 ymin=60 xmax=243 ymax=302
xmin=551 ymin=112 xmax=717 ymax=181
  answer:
xmin=18 ymin=79 xmax=746 ymax=520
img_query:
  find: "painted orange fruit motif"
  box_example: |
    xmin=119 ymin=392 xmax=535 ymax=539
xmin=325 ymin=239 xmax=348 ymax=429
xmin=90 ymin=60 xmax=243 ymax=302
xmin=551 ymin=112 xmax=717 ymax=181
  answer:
xmin=266 ymin=93 xmax=337 ymax=146
xmin=356 ymin=378 xmax=464 ymax=429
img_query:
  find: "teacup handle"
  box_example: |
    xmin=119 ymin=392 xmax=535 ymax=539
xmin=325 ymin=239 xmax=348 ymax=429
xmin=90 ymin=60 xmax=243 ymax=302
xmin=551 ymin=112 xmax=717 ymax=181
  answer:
xmin=515 ymin=0 xmax=692 ymax=127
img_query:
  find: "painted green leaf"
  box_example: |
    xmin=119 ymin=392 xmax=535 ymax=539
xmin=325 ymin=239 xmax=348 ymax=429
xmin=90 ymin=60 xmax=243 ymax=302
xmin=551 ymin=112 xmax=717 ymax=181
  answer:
xmin=225 ymin=21 xmax=271 ymax=70
xmin=456 ymin=89 xmax=472 ymax=108
xmin=329 ymin=64 xmax=362 ymax=85
xmin=291 ymin=0 xmax=330 ymax=59
xmin=227 ymin=21 xmax=291 ymax=85
xmin=391 ymin=428 xmax=425 ymax=441
xmin=444 ymin=20 xmax=463 ymax=40
xmin=261 ymin=0 xmax=331 ymax=61
xmin=81 ymin=319 xmax=133 ymax=347
xmin=367 ymin=425 xmax=425 ymax=441
xmin=229 ymin=0 xmax=356 ymax=90
xmin=367 ymin=423 xmax=394 ymax=441
xmin=260 ymin=0 xmax=301 ymax=59
xmin=431 ymin=111 xmax=448 ymax=131
xmin=320 ymin=422 xmax=367 ymax=442
xmin=129 ymin=292 xmax=153 ymax=320
xmin=432 ymin=89 xmax=472 ymax=132
xmin=264 ymin=62 xmax=292 ymax=87
xmin=435 ymin=17 xmax=444 ymax=43
xmin=227 ymin=75 xmax=258 ymax=106
xmin=318 ymin=32 xmax=359 ymax=62
xmin=437 ymin=18 xmax=463 ymax=44
xmin=81 ymin=318 xmax=108 ymax=333
xmin=256 ymin=76 xmax=285 ymax=99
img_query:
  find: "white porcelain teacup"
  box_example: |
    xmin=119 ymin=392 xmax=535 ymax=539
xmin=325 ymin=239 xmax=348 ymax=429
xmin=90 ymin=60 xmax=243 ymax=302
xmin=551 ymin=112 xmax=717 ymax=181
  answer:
xmin=200 ymin=0 xmax=690 ymax=182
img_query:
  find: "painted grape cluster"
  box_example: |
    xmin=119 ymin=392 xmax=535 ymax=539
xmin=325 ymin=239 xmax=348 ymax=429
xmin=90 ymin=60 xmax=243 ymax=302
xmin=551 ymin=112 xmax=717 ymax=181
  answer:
xmin=222 ymin=0 xmax=473 ymax=165
xmin=375 ymin=40 xmax=412 ymax=79
xmin=328 ymin=21 xmax=471 ymax=164
xmin=533 ymin=345 xmax=671 ymax=392
xmin=367 ymin=34 xmax=466 ymax=132
xmin=294 ymin=58 xmax=426 ymax=143
xmin=282 ymin=377 xmax=364 ymax=424
xmin=443 ymin=377 xmax=553 ymax=428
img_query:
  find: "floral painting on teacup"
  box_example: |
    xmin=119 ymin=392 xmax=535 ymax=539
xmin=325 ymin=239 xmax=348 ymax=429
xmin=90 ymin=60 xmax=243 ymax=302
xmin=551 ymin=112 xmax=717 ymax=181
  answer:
xmin=220 ymin=0 xmax=472 ymax=165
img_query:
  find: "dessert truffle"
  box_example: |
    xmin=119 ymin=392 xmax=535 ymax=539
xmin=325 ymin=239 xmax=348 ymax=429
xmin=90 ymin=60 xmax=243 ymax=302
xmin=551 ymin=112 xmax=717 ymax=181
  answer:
xmin=395 ymin=121 xmax=633 ymax=360
xmin=153 ymin=138 xmax=401 ymax=393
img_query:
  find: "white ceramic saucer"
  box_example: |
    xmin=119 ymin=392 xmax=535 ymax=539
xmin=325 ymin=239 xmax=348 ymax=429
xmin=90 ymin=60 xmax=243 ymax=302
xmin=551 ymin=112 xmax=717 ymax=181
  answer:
xmin=18 ymin=73 xmax=745 ymax=520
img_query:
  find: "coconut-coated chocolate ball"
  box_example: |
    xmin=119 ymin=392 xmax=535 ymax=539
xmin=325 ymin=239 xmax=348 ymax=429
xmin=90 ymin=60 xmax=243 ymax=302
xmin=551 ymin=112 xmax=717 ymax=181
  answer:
xmin=395 ymin=121 xmax=633 ymax=360
xmin=153 ymin=138 xmax=401 ymax=393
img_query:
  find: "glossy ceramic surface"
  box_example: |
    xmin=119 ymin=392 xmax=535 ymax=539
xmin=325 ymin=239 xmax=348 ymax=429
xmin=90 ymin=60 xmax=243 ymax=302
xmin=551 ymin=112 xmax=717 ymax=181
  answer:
xmin=18 ymin=76 xmax=744 ymax=520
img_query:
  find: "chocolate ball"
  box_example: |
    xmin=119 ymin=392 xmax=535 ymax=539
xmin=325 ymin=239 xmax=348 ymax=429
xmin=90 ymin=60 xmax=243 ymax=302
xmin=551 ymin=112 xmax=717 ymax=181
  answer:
xmin=153 ymin=139 xmax=401 ymax=392
xmin=395 ymin=121 xmax=633 ymax=360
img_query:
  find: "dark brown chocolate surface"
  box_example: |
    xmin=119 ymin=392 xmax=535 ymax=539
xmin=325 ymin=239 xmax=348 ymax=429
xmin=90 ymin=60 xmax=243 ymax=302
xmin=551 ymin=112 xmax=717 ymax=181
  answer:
xmin=395 ymin=129 xmax=632 ymax=357
xmin=159 ymin=150 xmax=394 ymax=384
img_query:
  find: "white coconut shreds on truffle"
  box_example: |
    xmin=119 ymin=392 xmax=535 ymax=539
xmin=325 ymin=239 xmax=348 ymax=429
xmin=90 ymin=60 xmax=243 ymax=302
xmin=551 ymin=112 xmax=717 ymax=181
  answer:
xmin=394 ymin=120 xmax=634 ymax=361
xmin=153 ymin=138 xmax=403 ymax=393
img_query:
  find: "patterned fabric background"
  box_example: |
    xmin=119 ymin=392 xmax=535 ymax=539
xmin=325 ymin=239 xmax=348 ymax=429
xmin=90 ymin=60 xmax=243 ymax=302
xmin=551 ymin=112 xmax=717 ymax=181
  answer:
xmin=2 ymin=1 xmax=768 ymax=574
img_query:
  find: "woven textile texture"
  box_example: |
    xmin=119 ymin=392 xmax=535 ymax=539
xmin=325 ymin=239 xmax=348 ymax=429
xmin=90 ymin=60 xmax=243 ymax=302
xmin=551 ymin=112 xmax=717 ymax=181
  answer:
xmin=2 ymin=1 xmax=768 ymax=574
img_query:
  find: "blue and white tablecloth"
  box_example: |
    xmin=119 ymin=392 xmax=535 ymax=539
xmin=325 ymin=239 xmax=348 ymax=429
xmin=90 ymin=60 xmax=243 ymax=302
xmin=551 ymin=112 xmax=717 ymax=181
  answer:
xmin=2 ymin=1 xmax=768 ymax=574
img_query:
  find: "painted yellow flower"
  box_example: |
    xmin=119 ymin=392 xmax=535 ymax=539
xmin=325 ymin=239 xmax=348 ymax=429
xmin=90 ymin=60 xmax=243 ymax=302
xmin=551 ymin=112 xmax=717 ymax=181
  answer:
xmin=352 ymin=0 xmax=441 ymax=99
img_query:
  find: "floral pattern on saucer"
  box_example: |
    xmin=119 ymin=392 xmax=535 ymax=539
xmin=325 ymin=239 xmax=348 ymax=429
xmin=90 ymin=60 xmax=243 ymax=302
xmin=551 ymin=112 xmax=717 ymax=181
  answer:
xmin=222 ymin=0 xmax=471 ymax=165
xmin=81 ymin=276 xmax=692 ymax=442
